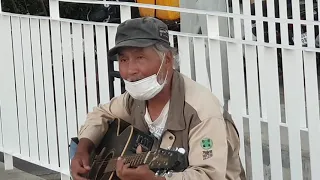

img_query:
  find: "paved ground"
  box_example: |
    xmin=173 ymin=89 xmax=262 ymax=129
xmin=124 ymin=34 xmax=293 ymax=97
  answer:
xmin=0 ymin=152 xmax=60 ymax=180
xmin=0 ymin=162 xmax=46 ymax=180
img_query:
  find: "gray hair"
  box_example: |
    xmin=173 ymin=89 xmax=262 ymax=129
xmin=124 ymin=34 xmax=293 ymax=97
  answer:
xmin=153 ymin=42 xmax=180 ymax=69
xmin=115 ymin=42 xmax=180 ymax=69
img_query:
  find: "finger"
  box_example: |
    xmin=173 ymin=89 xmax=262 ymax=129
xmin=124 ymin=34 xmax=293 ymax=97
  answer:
xmin=72 ymin=160 xmax=89 ymax=175
xmin=136 ymin=145 xmax=143 ymax=154
xmin=123 ymin=163 xmax=130 ymax=169
xmin=137 ymin=164 xmax=149 ymax=169
xmin=136 ymin=164 xmax=150 ymax=173
xmin=116 ymin=157 xmax=125 ymax=177
xmin=122 ymin=163 xmax=137 ymax=177
xmin=77 ymin=166 xmax=90 ymax=174
xmin=81 ymin=157 xmax=91 ymax=171
xmin=71 ymin=168 xmax=88 ymax=180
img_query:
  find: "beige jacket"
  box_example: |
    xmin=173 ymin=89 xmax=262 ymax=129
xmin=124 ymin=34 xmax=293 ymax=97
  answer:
xmin=78 ymin=70 xmax=246 ymax=180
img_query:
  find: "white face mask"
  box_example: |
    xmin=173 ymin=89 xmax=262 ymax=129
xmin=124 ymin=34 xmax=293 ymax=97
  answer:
xmin=123 ymin=54 xmax=168 ymax=101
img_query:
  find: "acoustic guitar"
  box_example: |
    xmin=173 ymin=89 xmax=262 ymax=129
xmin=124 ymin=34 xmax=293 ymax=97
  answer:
xmin=86 ymin=118 xmax=187 ymax=180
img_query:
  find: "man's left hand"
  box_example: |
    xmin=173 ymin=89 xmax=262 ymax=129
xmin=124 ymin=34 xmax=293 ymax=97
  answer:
xmin=115 ymin=145 xmax=165 ymax=180
xmin=116 ymin=157 xmax=159 ymax=180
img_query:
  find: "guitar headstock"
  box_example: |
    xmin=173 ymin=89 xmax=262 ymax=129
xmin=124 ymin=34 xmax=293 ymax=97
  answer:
xmin=145 ymin=147 xmax=187 ymax=175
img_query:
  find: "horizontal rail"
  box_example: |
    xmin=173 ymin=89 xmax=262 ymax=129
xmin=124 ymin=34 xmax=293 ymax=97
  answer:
xmin=2 ymin=0 xmax=320 ymax=27
xmin=1 ymin=12 xmax=319 ymax=52
xmin=0 ymin=12 xmax=206 ymax=37
xmin=216 ymin=36 xmax=320 ymax=53
xmin=56 ymin=0 xmax=320 ymax=26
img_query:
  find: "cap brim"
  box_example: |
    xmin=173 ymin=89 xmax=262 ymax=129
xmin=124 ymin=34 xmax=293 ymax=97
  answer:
xmin=108 ymin=39 xmax=159 ymax=57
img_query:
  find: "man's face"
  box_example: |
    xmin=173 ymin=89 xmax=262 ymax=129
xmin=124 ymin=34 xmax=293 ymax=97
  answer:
xmin=118 ymin=46 xmax=168 ymax=82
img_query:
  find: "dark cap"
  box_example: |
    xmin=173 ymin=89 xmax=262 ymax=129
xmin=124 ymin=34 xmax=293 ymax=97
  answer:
xmin=108 ymin=17 xmax=170 ymax=57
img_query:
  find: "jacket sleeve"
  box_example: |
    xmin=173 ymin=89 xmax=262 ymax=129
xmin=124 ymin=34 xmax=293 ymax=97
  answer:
xmin=78 ymin=92 xmax=132 ymax=147
xmin=166 ymin=116 xmax=228 ymax=180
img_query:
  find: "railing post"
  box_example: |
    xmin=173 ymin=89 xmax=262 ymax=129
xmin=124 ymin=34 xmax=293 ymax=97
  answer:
xmin=120 ymin=5 xmax=131 ymax=22
xmin=103 ymin=0 xmax=109 ymax=8
xmin=206 ymin=15 xmax=224 ymax=105
xmin=4 ymin=153 xmax=13 ymax=170
xmin=0 ymin=13 xmax=16 ymax=171
xmin=49 ymin=0 xmax=60 ymax=19
xmin=0 ymin=0 xmax=2 ymax=13
xmin=61 ymin=173 xmax=70 ymax=180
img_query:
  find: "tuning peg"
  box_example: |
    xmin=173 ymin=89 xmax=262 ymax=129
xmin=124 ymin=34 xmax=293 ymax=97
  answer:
xmin=177 ymin=148 xmax=186 ymax=155
xmin=155 ymin=170 xmax=166 ymax=177
xmin=166 ymin=170 xmax=174 ymax=177
xmin=171 ymin=147 xmax=178 ymax=151
xmin=155 ymin=170 xmax=160 ymax=176
xmin=161 ymin=171 xmax=168 ymax=177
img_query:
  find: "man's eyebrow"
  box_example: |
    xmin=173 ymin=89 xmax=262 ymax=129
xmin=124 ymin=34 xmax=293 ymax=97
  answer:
xmin=118 ymin=52 xmax=125 ymax=56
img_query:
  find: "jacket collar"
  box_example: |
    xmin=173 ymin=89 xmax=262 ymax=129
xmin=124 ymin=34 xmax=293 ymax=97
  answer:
xmin=135 ymin=70 xmax=186 ymax=131
xmin=165 ymin=70 xmax=186 ymax=131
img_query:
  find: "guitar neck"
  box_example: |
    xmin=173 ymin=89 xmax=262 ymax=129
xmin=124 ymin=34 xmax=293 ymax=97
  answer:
xmin=104 ymin=152 xmax=151 ymax=173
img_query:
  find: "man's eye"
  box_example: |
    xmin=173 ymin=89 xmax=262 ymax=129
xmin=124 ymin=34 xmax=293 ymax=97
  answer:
xmin=137 ymin=56 xmax=144 ymax=59
xmin=120 ymin=59 xmax=127 ymax=62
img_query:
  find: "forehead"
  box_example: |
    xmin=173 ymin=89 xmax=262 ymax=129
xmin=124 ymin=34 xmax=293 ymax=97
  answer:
xmin=117 ymin=46 xmax=155 ymax=56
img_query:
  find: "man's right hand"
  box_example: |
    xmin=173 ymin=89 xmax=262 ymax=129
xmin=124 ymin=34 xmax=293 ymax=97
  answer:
xmin=71 ymin=151 xmax=91 ymax=180
xmin=70 ymin=138 xmax=95 ymax=180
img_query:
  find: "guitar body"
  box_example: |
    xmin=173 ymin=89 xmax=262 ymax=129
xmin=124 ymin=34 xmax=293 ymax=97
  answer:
xmin=87 ymin=119 xmax=154 ymax=180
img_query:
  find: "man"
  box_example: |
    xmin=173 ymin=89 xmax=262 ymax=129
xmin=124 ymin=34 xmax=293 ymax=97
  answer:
xmin=70 ymin=17 xmax=246 ymax=180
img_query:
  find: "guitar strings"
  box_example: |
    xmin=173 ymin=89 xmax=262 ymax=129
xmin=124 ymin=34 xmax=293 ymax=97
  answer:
xmin=93 ymin=152 xmax=148 ymax=163
xmin=92 ymin=152 xmax=148 ymax=167
xmin=92 ymin=152 xmax=149 ymax=173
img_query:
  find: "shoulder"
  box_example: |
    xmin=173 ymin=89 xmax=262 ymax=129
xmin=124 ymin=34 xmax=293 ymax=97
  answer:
xmin=106 ymin=92 xmax=133 ymax=114
xmin=181 ymin=74 xmax=224 ymax=122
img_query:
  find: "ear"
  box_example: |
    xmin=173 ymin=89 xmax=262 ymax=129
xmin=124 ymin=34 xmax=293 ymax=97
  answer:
xmin=165 ymin=51 xmax=173 ymax=66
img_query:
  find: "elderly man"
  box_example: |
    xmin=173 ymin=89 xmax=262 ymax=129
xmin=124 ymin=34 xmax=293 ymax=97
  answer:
xmin=71 ymin=17 xmax=246 ymax=180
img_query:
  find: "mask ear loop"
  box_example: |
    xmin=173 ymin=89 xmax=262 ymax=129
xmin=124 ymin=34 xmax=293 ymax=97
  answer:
xmin=156 ymin=52 xmax=166 ymax=75
xmin=156 ymin=52 xmax=168 ymax=85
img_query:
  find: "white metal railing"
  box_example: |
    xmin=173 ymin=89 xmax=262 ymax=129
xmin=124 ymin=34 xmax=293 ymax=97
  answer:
xmin=0 ymin=0 xmax=320 ymax=180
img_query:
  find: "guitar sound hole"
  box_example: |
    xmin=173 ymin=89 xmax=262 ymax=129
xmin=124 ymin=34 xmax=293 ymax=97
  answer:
xmin=95 ymin=152 xmax=114 ymax=180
